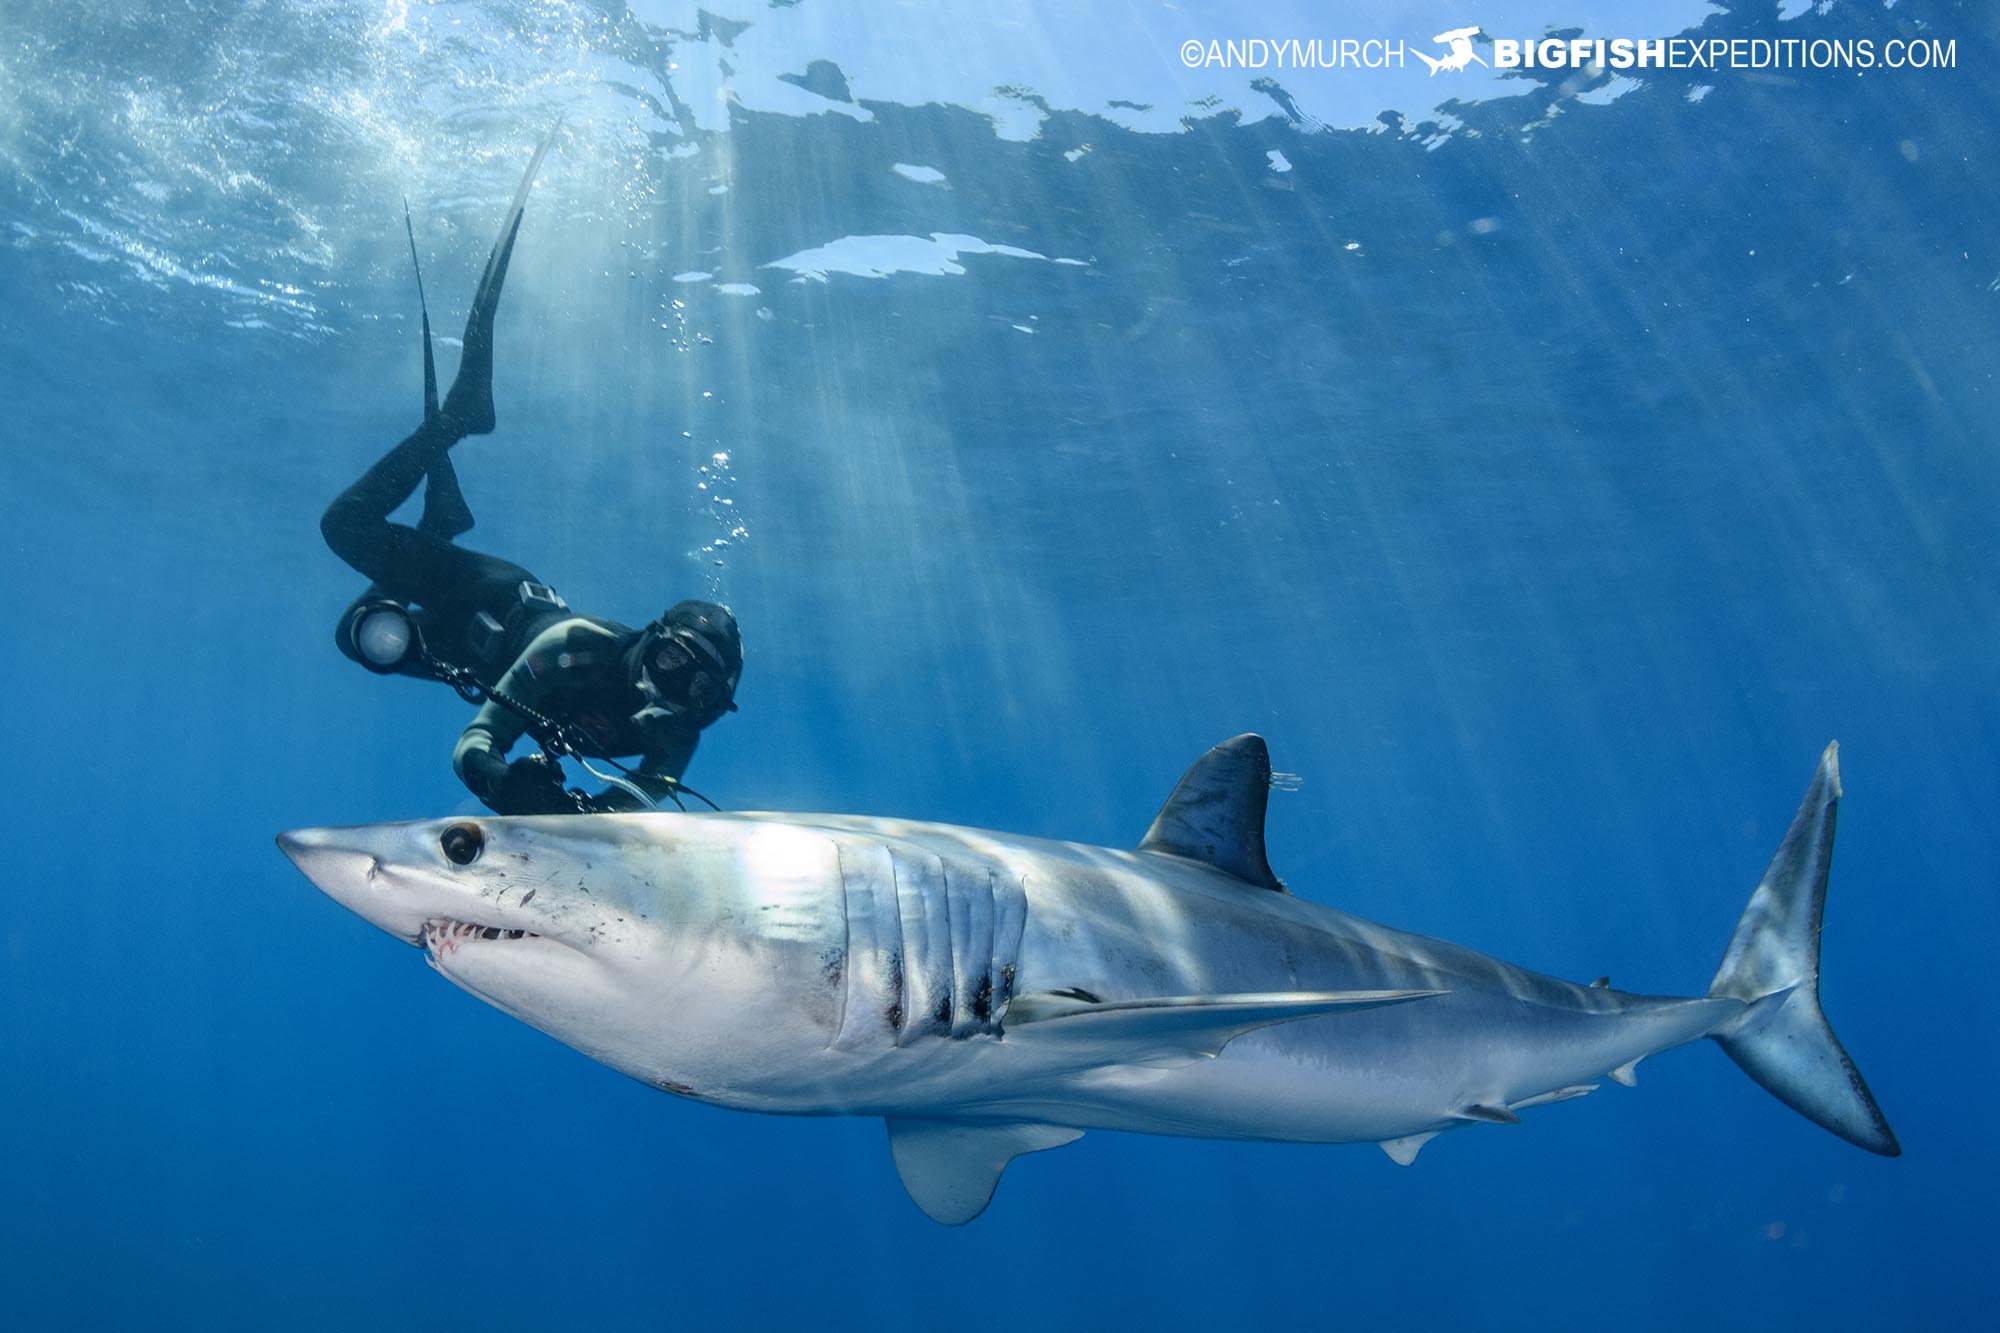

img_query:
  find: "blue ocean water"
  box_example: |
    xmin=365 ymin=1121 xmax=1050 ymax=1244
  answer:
xmin=2 ymin=0 xmax=1994 ymax=1327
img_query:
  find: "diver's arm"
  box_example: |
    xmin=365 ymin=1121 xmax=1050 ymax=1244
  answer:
xmin=454 ymin=699 xmax=574 ymax=815
xmin=592 ymin=735 xmax=698 ymax=810
xmin=642 ymin=733 xmax=698 ymax=790
xmin=452 ymin=633 xmax=572 ymax=813
xmin=452 ymin=696 xmax=527 ymax=808
xmin=568 ymin=741 xmax=696 ymax=813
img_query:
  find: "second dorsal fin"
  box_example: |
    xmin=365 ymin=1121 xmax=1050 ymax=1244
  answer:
xmin=1138 ymin=734 xmax=1286 ymax=891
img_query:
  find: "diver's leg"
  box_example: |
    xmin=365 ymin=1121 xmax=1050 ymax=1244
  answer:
xmin=419 ymin=454 xmax=475 ymax=539
xmin=326 ymin=131 xmax=557 ymax=612
xmin=320 ymin=415 xmax=467 ymax=587
xmin=323 ymin=419 xmax=539 ymax=607
xmin=437 ymin=128 xmax=557 ymax=436
xmin=332 ymin=532 xmax=534 ymax=677
xmin=325 ymin=498 xmax=532 ymax=648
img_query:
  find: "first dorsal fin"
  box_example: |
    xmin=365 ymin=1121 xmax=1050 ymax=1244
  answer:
xmin=1138 ymin=734 xmax=1286 ymax=891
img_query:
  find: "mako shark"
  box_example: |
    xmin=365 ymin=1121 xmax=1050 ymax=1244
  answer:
xmin=279 ymin=735 xmax=1897 ymax=1223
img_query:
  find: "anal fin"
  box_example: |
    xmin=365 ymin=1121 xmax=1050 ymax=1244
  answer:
xmin=1384 ymin=1084 xmax=1598 ymax=1167
xmin=1608 ymin=1058 xmax=1641 ymax=1088
xmin=885 ymin=1118 xmax=1082 ymax=1225
xmin=1379 ymin=1131 xmax=1441 ymax=1166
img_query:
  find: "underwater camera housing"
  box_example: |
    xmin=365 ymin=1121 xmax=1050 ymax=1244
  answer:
xmin=343 ymin=599 xmax=423 ymax=674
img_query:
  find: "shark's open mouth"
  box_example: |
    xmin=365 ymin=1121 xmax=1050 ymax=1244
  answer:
xmin=422 ymin=918 xmax=540 ymax=956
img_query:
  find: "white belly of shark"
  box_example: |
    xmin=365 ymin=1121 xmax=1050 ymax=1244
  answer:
xmin=278 ymin=735 xmax=1898 ymax=1224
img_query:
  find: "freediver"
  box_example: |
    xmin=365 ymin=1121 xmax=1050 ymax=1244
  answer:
xmin=320 ymin=131 xmax=743 ymax=816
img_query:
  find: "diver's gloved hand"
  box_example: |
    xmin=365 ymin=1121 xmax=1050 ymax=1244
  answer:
xmin=586 ymin=785 xmax=647 ymax=814
xmin=491 ymin=754 xmax=574 ymax=815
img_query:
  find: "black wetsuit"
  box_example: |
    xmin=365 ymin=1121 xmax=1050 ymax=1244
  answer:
xmin=321 ymin=412 xmax=709 ymax=812
xmin=321 ymin=130 xmax=719 ymax=815
xmin=323 ymin=416 xmax=536 ymax=689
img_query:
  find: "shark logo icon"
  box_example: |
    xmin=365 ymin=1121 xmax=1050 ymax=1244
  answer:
xmin=1413 ymin=25 xmax=1487 ymax=75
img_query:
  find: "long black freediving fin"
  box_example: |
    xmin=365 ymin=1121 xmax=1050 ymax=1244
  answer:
xmin=402 ymin=193 xmax=474 ymax=539
xmin=401 ymin=195 xmax=439 ymax=422
xmin=439 ymin=122 xmax=560 ymax=435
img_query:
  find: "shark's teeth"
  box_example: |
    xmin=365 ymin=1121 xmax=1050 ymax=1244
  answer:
xmin=421 ymin=918 xmax=534 ymax=956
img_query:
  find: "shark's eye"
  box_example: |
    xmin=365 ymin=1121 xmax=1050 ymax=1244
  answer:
xmin=440 ymin=823 xmax=484 ymax=866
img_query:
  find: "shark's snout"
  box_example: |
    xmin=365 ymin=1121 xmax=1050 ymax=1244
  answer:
xmin=277 ymin=827 xmax=373 ymax=889
xmin=278 ymin=824 xmax=430 ymax=944
xmin=274 ymin=826 xmax=313 ymax=863
xmin=278 ymin=819 xmax=602 ymax=956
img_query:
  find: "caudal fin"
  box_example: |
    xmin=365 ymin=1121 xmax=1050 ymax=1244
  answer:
xmin=1708 ymin=743 xmax=1900 ymax=1156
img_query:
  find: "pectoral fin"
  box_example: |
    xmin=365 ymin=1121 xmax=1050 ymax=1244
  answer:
xmin=1007 ymin=988 xmax=1444 ymax=1066
xmin=885 ymin=1118 xmax=1083 ymax=1225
